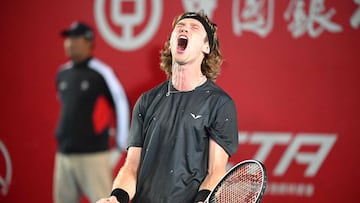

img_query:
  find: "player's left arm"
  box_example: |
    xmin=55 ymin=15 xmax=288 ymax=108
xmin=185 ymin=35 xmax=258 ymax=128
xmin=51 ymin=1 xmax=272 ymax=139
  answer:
xmin=199 ymin=138 xmax=229 ymax=191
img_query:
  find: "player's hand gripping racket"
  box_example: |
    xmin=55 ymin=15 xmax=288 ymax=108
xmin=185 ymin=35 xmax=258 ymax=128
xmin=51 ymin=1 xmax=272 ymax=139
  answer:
xmin=204 ymin=159 xmax=267 ymax=203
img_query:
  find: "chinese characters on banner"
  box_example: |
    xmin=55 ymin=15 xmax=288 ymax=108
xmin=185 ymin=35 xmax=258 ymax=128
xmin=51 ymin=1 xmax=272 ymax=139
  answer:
xmin=96 ymin=0 xmax=359 ymax=52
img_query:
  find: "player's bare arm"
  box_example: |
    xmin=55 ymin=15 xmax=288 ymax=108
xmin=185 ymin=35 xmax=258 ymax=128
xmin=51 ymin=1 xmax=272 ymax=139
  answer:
xmin=199 ymin=139 xmax=229 ymax=191
xmin=97 ymin=147 xmax=141 ymax=203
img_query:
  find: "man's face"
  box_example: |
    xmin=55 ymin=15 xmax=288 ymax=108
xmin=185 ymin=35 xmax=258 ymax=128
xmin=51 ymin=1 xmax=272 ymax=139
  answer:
xmin=169 ymin=18 xmax=210 ymax=65
xmin=63 ymin=36 xmax=92 ymax=61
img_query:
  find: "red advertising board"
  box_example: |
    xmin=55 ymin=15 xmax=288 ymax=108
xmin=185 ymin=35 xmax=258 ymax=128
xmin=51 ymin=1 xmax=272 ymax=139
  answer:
xmin=0 ymin=0 xmax=359 ymax=202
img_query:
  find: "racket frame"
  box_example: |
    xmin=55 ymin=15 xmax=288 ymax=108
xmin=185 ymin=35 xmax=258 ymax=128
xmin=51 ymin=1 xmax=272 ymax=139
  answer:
xmin=204 ymin=159 xmax=267 ymax=203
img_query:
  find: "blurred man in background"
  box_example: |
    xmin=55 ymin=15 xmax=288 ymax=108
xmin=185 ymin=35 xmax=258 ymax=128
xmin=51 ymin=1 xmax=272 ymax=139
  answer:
xmin=54 ymin=21 xmax=129 ymax=203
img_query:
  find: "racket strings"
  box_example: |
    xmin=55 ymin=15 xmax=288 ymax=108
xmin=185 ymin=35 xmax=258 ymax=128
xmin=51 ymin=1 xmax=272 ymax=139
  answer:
xmin=209 ymin=163 xmax=264 ymax=203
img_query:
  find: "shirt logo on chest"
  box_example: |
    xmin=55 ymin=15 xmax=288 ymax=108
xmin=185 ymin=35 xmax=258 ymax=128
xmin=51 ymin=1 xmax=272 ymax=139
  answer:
xmin=59 ymin=81 xmax=67 ymax=91
xmin=190 ymin=113 xmax=202 ymax=119
xmin=80 ymin=80 xmax=90 ymax=91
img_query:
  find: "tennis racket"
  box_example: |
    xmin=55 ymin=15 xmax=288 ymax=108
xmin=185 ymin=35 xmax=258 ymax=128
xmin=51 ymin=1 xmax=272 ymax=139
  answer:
xmin=204 ymin=159 xmax=267 ymax=203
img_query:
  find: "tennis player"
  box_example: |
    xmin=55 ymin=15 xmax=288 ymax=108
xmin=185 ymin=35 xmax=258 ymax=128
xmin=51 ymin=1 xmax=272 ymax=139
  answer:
xmin=97 ymin=10 xmax=239 ymax=203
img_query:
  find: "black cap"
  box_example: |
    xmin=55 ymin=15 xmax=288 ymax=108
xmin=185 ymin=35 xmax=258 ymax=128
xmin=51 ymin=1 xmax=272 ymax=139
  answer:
xmin=61 ymin=22 xmax=94 ymax=40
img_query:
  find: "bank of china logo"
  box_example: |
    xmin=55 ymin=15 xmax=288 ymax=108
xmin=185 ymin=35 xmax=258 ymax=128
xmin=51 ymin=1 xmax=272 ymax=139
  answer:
xmin=94 ymin=0 xmax=163 ymax=51
xmin=0 ymin=140 xmax=12 ymax=196
xmin=182 ymin=0 xmax=217 ymax=19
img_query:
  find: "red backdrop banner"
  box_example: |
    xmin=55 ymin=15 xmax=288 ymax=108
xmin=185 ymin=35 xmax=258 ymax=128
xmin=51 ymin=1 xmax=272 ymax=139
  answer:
xmin=0 ymin=0 xmax=359 ymax=202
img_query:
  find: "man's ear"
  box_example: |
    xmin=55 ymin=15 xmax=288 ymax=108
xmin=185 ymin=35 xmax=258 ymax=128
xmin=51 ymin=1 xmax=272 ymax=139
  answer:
xmin=202 ymin=42 xmax=210 ymax=54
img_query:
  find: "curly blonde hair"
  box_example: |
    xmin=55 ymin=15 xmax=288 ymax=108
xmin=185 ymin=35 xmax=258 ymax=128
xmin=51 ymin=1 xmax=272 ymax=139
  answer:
xmin=159 ymin=11 xmax=223 ymax=81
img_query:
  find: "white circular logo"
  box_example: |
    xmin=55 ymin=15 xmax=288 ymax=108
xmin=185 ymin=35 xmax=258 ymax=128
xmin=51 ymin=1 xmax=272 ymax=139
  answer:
xmin=0 ymin=140 xmax=12 ymax=196
xmin=94 ymin=0 xmax=163 ymax=51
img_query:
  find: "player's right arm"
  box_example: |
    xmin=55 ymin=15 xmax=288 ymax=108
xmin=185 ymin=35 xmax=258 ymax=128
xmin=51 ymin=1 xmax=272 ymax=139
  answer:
xmin=97 ymin=147 xmax=142 ymax=203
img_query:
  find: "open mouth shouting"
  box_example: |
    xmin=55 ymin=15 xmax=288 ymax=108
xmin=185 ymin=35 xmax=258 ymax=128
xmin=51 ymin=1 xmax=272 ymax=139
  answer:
xmin=177 ymin=35 xmax=188 ymax=52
